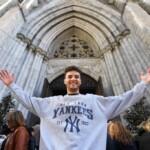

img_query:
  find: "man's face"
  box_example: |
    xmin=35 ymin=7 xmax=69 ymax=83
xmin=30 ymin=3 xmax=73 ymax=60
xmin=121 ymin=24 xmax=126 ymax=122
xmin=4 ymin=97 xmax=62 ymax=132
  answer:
xmin=64 ymin=70 xmax=81 ymax=94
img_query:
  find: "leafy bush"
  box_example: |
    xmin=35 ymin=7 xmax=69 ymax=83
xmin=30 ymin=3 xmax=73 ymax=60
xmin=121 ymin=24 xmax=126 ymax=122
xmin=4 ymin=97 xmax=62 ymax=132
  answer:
xmin=0 ymin=94 xmax=15 ymax=133
xmin=123 ymin=98 xmax=150 ymax=133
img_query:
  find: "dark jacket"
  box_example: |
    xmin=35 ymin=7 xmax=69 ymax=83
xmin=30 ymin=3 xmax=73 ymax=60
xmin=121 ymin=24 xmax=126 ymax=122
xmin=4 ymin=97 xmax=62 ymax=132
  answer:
xmin=4 ymin=126 xmax=29 ymax=150
xmin=139 ymin=131 xmax=150 ymax=150
xmin=28 ymin=136 xmax=35 ymax=150
xmin=106 ymin=134 xmax=137 ymax=150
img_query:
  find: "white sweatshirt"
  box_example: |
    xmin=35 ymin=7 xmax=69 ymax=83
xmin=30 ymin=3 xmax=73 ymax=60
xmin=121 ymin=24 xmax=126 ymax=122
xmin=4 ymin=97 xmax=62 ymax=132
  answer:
xmin=9 ymin=81 xmax=148 ymax=150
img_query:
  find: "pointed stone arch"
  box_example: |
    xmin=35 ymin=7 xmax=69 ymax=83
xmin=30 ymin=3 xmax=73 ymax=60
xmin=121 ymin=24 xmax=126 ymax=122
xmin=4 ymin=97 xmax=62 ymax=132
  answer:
xmin=17 ymin=1 xmax=129 ymax=60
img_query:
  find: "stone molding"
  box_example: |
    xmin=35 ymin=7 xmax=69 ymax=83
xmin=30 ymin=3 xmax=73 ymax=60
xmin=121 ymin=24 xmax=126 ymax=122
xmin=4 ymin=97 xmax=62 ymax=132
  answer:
xmin=46 ymin=58 xmax=102 ymax=83
xmin=16 ymin=28 xmax=130 ymax=60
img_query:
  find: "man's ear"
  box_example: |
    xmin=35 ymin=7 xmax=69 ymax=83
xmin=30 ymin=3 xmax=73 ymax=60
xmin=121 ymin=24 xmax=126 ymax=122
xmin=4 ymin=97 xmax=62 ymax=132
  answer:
xmin=79 ymin=80 xmax=81 ymax=85
xmin=79 ymin=77 xmax=81 ymax=85
xmin=64 ymin=79 xmax=66 ymax=85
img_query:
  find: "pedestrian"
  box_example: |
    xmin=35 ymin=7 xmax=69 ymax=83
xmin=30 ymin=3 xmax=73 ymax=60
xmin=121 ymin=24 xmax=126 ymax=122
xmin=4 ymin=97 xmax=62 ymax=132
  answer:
xmin=27 ymin=127 xmax=36 ymax=150
xmin=3 ymin=110 xmax=29 ymax=150
xmin=106 ymin=120 xmax=137 ymax=150
xmin=0 ymin=66 xmax=150 ymax=150
xmin=138 ymin=118 xmax=150 ymax=150
xmin=32 ymin=123 xmax=40 ymax=150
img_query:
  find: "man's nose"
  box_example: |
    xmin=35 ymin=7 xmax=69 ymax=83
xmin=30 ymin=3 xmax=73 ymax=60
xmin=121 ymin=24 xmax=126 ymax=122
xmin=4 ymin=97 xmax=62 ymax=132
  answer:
xmin=70 ymin=77 xmax=76 ymax=80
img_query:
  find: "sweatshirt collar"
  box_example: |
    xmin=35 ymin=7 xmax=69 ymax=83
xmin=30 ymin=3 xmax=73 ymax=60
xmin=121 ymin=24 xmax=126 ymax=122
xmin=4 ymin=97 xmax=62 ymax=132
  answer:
xmin=67 ymin=93 xmax=80 ymax=95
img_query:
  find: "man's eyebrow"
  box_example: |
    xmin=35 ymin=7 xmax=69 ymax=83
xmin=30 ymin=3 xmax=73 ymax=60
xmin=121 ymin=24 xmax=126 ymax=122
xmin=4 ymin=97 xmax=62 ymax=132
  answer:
xmin=67 ymin=75 xmax=72 ymax=77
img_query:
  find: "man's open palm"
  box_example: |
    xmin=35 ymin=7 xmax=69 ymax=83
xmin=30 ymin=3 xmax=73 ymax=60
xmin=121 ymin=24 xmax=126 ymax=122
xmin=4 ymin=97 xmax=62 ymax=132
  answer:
xmin=0 ymin=70 xmax=14 ymax=86
xmin=141 ymin=68 xmax=150 ymax=83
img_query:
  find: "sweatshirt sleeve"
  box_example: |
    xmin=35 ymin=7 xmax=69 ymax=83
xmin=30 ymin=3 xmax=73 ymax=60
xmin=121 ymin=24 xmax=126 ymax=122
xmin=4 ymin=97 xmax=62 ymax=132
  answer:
xmin=96 ymin=81 xmax=149 ymax=120
xmin=9 ymin=83 xmax=51 ymax=117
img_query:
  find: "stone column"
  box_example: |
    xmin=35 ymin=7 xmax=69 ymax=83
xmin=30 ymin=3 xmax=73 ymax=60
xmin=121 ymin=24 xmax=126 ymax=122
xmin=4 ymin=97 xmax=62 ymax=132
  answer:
xmin=15 ymin=47 xmax=35 ymax=87
xmin=112 ymin=44 xmax=133 ymax=90
xmin=0 ymin=34 xmax=13 ymax=65
xmin=138 ymin=0 xmax=150 ymax=14
xmin=0 ymin=38 xmax=17 ymax=68
xmin=100 ymin=55 xmax=114 ymax=96
xmin=10 ymin=47 xmax=35 ymax=118
xmin=120 ymin=38 xmax=150 ymax=105
xmin=24 ymin=51 xmax=44 ymax=94
xmin=34 ymin=58 xmax=48 ymax=97
xmin=0 ymin=40 xmax=27 ymax=100
xmin=133 ymin=35 xmax=150 ymax=63
xmin=127 ymin=36 xmax=150 ymax=69
xmin=130 ymin=35 xmax=150 ymax=103
xmin=104 ymin=49 xmax=124 ymax=95
xmin=17 ymin=50 xmax=44 ymax=118
xmin=120 ymin=38 xmax=140 ymax=84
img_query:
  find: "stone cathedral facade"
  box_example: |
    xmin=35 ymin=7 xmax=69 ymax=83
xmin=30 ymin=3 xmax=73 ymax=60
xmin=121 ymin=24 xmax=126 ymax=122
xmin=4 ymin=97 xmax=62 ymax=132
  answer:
xmin=0 ymin=0 xmax=150 ymax=124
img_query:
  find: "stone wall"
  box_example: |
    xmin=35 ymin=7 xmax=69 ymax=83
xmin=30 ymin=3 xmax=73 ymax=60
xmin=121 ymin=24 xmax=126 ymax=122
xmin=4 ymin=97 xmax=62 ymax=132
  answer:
xmin=0 ymin=0 xmax=150 ymax=119
xmin=0 ymin=0 xmax=18 ymax=18
xmin=123 ymin=2 xmax=150 ymax=54
xmin=0 ymin=5 xmax=47 ymax=118
xmin=0 ymin=5 xmax=25 ymax=99
xmin=137 ymin=0 xmax=150 ymax=14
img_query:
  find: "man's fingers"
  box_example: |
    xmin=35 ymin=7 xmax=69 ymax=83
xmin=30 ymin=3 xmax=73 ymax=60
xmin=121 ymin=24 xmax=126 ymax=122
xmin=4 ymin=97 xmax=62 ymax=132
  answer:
xmin=141 ymin=68 xmax=150 ymax=76
xmin=3 ymin=70 xmax=9 ymax=76
xmin=4 ymin=70 xmax=8 ymax=75
xmin=0 ymin=70 xmax=3 ymax=74
xmin=0 ymin=70 xmax=5 ymax=78
xmin=0 ymin=76 xmax=3 ymax=80
xmin=0 ymin=70 xmax=6 ymax=77
xmin=12 ymin=73 xmax=14 ymax=80
xmin=0 ymin=70 xmax=10 ymax=79
xmin=0 ymin=70 xmax=6 ymax=82
xmin=140 ymin=72 xmax=144 ymax=76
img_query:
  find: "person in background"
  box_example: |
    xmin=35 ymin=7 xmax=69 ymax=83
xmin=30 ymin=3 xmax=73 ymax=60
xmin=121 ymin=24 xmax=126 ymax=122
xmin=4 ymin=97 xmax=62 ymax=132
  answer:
xmin=0 ymin=66 xmax=150 ymax=150
xmin=0 ymin=125 xmax=10 ymax=150
xmin=0 ymin=135 xmax=6 ymax=150
xmin=27 ymin=127 xmax=36 ymax=150
xmin=3 ymin=110 xmax=29 ymax=150
xmin=32 ymin=124 xmax=40 ymax=150
xmin=106 ymin=120 xmax=137 ymax=150
xmin=138 ymin=117 xmax=150 ymax=150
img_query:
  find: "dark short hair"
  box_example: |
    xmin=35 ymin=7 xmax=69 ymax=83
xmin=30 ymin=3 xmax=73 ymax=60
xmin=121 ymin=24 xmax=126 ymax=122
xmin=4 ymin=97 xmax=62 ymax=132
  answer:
xmin=64 ymin=66 xmax=82 ymax=78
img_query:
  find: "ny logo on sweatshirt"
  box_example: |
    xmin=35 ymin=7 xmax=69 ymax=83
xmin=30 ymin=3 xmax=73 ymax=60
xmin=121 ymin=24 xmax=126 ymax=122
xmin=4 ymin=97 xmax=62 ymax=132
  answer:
xmin=64 ymin=116 xmax=80 ymax=132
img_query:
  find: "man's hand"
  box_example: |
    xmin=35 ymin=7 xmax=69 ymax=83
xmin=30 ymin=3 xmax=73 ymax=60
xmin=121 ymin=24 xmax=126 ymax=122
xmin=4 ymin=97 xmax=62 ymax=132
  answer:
xmin=141 ymin=68 xmax=150 ymax=83
xmin=0 ymin=70 xmax=14 ymax=86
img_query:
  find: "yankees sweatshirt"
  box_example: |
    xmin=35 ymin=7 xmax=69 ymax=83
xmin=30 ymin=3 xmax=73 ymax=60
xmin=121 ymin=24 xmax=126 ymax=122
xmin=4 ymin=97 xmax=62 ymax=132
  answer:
xmin=9 ymin=81 xmax=148 ymax=150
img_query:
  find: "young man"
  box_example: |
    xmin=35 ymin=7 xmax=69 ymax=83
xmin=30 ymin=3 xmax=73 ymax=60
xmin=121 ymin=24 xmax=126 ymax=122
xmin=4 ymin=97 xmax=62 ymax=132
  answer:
xmin=0 ymin=66 xmax=150 ymax=150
